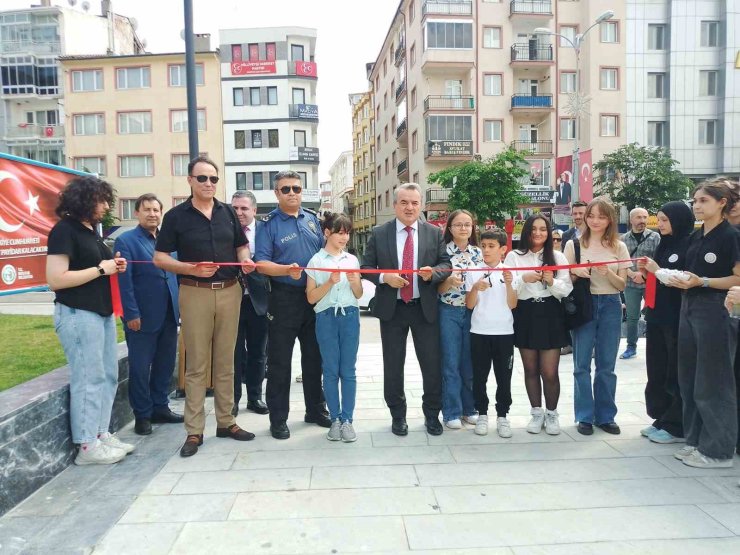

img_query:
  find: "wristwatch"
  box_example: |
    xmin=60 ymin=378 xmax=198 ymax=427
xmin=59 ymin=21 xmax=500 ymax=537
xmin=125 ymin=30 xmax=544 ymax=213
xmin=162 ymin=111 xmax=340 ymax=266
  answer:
xmin=96 ymin=265 xmax=105 ymax=276
xmin=702 ymin=277 xmax=710 ymax=288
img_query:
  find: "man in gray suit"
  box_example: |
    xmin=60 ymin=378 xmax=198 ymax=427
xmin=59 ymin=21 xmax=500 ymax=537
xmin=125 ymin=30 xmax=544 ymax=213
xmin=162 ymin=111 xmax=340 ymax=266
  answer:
xmin=361 ymin=183 xmax=451 ymax=436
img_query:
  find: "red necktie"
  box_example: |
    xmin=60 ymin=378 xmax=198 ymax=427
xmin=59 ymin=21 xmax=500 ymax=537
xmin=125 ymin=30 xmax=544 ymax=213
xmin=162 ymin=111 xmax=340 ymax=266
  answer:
xmin=401 ymin=225 xmax=414 ymax=303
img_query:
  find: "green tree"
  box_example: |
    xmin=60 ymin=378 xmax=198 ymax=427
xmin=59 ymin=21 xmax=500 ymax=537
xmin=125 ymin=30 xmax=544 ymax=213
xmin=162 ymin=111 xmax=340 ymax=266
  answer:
xmin=593 ymin=143 xmax=692 ymax=212
xmin=428 ymin=148 xmax=530 ymax=225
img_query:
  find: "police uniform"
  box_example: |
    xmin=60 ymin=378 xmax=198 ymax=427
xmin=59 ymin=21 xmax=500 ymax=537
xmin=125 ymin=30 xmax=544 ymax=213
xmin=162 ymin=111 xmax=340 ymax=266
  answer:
xmin=254 ymin=207 xmax=328 ymax=427
xmin=678 ymin=219 xmax=740 ymax=460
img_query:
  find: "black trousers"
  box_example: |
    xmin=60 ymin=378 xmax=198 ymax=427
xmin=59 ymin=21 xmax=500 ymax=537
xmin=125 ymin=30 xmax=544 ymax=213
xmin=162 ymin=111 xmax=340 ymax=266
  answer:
xmin=379 ymin=302 xmax=442 ymax=420
xmin=471 ymin=333 xmax=514 ymax=417
xmin=645 ymin=321 xmax=683 ymax=437
xmin=233 ymin=293 xmax=268 ymax=405
xmin=265 ymin=282 xmax=326 ymax=424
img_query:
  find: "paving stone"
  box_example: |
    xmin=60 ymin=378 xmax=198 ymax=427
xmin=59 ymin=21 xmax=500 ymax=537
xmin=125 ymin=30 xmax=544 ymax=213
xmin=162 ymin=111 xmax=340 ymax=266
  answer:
xmin=310 ymin=465 xmax=420 ymax=489
xmin=449 ymin=440 xmax=622 ymax=463
xmin=172 ymin=468 xmax=311 ymax=495
xmin=698 ymin=503 xmax=740 ymax=534
xmin=119 ymin=493 xmax=235 ymax=524
xmin=511 ymin=537 xmax=740 ymax=554
xmin=93 ymin=523 xmax=183 ymax=555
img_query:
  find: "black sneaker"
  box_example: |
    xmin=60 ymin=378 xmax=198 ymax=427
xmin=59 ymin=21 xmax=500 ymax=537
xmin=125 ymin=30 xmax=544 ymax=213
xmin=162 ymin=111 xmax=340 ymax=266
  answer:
xmin=577 ymin=422 xmax=594 ymax=436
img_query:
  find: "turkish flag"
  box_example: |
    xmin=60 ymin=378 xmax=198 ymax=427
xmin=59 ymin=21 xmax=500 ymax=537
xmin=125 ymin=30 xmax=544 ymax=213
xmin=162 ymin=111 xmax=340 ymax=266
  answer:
xmin=579 ymin=149 xmax=593 ymax=202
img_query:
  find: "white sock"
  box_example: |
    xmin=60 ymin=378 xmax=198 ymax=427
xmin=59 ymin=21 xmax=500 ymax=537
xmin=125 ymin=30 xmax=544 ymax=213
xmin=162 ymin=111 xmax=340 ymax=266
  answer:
xmin=81 ymin=439 xmax=99 ymax=451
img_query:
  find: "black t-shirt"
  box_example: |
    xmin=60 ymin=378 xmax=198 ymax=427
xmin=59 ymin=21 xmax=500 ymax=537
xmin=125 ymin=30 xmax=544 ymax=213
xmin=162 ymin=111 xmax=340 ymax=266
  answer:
xmin=47 ymin=217 xmax=114 ymax=316
xmin=685 ymin=219 xmax=740 ymax=297
xmin=155 ymin=197 xmax=247 ymax=282
xmin=645 ymin=235 xmax=688 ymax=326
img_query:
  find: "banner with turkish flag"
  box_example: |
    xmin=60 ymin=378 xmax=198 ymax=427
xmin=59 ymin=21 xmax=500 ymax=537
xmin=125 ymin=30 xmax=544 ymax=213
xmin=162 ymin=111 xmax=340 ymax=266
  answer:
xmin=0 ymin=152 xmax=84 ymax=295
xmin=555 ymin=149 xmax=594 ymax=203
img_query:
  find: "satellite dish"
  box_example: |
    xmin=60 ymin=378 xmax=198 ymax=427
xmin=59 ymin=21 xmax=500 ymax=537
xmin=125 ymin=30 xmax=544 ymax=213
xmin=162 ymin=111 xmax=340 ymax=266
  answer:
xmin=180 ymin=29 xmax=185 ymax=41
xmin=68 ymin=0 xmax=78 ymax=7
xmin=130 ymin=17 xmax=139 ymax=30
xmin=81 ymin=1 xmax=90 ymax=11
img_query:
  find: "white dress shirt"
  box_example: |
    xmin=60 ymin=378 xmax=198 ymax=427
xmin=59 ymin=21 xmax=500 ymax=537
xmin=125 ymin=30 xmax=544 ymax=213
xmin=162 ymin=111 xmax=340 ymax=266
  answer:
xmin=242 ymin=222 xmax=256 ymax=295
xmin=503 ymin=248 xmax=573 ymax=301
xmin=380 ymin=219 xmax=420 ymax=299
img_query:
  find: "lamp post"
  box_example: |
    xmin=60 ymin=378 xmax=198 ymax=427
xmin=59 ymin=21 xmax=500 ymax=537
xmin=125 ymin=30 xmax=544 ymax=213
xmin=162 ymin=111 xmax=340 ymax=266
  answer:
xmin=534 ymin=9 xmax=614 ymax=202
xmin=183 ymin=0 xmax=199 ymax=159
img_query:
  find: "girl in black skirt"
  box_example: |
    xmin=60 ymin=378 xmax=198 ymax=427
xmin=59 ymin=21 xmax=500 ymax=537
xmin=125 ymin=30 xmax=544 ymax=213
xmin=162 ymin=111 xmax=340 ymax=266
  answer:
xmin=504 ymin=215 xmax=573 ymax=435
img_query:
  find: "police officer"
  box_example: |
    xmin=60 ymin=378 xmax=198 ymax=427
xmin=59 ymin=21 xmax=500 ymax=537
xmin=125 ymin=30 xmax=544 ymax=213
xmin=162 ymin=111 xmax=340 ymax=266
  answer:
xmin=254 ymin=170 xmax=330 ymax=439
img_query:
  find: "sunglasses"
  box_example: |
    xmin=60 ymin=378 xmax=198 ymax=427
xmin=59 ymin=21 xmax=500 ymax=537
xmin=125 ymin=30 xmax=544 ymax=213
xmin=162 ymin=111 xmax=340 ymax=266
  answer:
xmin=191 ymin=175 xmax=219 ymax=184
xmin=279 ymin=185 xmax=302 ymax=195
xmin=553 ymin=238 xmax=562 ymax=242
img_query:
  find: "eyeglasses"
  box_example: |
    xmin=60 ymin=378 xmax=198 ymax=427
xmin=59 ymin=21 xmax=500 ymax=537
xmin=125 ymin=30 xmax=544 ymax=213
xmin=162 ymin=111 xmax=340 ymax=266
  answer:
xmin=279 ymin=185 xmax=302 ymax=195
xmin=451 ymin=223 xmax=473 ymax=229
xmin=190 ymin=175 xmax=219 ymax=184
xmin=553 ymin=238 xmax=562 ymax=242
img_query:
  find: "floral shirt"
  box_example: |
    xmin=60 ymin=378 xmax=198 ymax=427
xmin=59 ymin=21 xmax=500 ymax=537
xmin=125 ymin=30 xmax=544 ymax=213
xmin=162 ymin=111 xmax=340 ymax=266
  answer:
xmin=439 ymin=242 xmax=484 ymax=307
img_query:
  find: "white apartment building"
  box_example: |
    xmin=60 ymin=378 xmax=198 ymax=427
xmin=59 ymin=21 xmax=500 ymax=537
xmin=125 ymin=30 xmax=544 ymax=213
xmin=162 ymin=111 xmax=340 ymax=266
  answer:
xmin=626 ymin=0 xmax=740 ymax=179
xmin=328 ymin=150 xmax=353 ymax=213
xmin=219 ymin=26 xmax=320 ymax=213
xmin=0 ymin=0 xmax=142 ymax=165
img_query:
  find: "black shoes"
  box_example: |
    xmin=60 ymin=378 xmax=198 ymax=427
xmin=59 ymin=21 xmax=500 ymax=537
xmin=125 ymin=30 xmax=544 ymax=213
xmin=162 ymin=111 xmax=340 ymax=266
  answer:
xmin=134 ymin=418 xmax=152 ymax=436
xmin=304 ymin=411 xmax=332 ymax=428
xmin=151 ymin=408 xmax=184 ymax=424
xmin=577 ymin=422 xmax=594 ymax=435
xmin=216 ymin=424 xmax=255 ymax=441
xmin=425 ymin=418 xmax=443 ymax=436
xmin=598 ymin=422 xmax=622 ymax=435
xmin=247 ymin=400 xmax=269 ymax=415
xmin=391 ymin=417 xmax=408 ymax=436
xmin=180 ymin=434 xmax=203 ymax=457
xmin=270 ymin=421 xmax=290 ymax=440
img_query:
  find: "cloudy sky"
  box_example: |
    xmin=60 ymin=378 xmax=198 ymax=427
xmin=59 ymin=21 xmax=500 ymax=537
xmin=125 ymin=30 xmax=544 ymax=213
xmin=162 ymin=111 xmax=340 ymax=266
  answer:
xmin=6 ymin=0 xmax=399 ymax=180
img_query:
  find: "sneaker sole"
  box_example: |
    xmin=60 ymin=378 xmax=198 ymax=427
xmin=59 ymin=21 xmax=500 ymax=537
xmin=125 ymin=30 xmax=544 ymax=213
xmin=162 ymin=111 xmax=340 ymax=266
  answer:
xmin=682 ymin=459 xmax=733 ymax=469
xmin=674 ymin=451 xmax=696 ymax=461
xmin=526 ymin=427 xmax=542 ymax=434
xmin=75 ymin=454 xmax=125 ymax=465
xmin=475 ymin=429 xmax=488 ymax=436
xmin=544 ymin=427 xmax=560 ymax=436
xmin=342 ymin=437 xmax=357 ymax=443
xmin=650 ymin=436 xmax=686 ymax=444
xmin=327 ymin=436 xmax=342 ymax=441
xmin=497 ymin=431 xmax=512 ymax=438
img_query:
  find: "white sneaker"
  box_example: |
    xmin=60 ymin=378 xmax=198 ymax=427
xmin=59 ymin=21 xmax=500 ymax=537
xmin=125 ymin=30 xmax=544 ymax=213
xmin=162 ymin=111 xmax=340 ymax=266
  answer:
xmin=673 ymin=445 xmax=698 ymax=461
xmin=340 ymin=421 xmax=357 ymax=443
xmin=682 ymin=450 xmax=734 ymax=469
xmin=544 ymin=410 xmax=561 ymax=435
xmin=75 ymin=442 xmax=126 ymax=466
xmin=496 ymin=417 xmax=512 ymax=438
xmin=526 ymin=407 xmax=545 ymax=434
xmin=445 ymin=418 xmax=463 ymax=430
xmin=474 ymin=415 xmax=489 ymax=436
xmin=327 ymin=419 xmax=342 ymax=441
xmin=462 ymin=414 xmax=479 ymax=425
xmin=100 ymin=434 xmax=135 ymax=454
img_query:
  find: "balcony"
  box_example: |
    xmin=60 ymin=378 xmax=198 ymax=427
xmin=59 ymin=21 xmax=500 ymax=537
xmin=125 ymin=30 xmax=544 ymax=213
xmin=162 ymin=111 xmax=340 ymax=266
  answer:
xmin=0 ymin=40 xmax=61 ymax=55
xmin=510 ymin=44 xmax=554 ymax=64
xmin=395 ymin=78 xmax=406 ymax=102
xmin=511 ymin=140 xmax=553 ymax=156
xmin=288 ymin=103 xmax=319 ymax=121
xmin=426 ymin=188 xmax=450 ymax=206
xmin=397 ymin=159 xmax=409 ymax=176
xmin=424 ymin=95 xmax=475 ymax=111
xmin=394 ymin=41 xmax=406 ymax=66
xmin=422 ymin=0 xmax=473 ymax=17
xmin=510 ymin=94 xmax=553 ymax=111
xmin=396 ymin=118 xmax=408 ymax=140
xmin=426 ymin=139 xmax=474 ymax=159
xmin=509 ymin=0 xmax=552 ymax=16
xmin=3 ymin=124 xmax=64 ymax=141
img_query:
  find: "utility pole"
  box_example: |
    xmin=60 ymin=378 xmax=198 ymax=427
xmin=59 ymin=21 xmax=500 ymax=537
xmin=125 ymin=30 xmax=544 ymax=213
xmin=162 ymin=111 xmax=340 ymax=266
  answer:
xmin=183 ymin=0 xmax=199 ymax=159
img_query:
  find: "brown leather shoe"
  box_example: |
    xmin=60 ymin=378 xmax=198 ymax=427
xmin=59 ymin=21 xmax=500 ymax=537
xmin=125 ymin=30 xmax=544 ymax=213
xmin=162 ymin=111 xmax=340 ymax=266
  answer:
xmin=180 ymin=434 xmax=203 ymax=457
xmin=216 ymin=424 xmax=255 ymax=441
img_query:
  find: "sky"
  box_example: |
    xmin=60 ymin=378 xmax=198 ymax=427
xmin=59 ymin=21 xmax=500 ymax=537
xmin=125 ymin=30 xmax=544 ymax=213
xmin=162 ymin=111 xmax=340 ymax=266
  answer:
xmin=6 ymin=0 xmax=399 ymax=180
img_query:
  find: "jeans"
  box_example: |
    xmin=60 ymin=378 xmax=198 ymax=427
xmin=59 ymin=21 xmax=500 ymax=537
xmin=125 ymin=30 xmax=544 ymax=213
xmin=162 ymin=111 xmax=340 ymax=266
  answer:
xmin=572 ymin=293 xmax=622 ymax=425
xmin=439 ymin=302 xmax=475 ymax=421
xmin=54 ymin=303 xmax=118 ymax=444
xmin=624 ymin=286 xmax=644 ymax=349
xmin=315 ymin=306 xmax=360 ymax=422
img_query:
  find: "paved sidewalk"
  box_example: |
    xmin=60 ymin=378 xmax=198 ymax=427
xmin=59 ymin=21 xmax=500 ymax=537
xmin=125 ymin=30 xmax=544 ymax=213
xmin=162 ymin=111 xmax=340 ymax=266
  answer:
xmin=1 ymin=314 xmax=740 ymax=554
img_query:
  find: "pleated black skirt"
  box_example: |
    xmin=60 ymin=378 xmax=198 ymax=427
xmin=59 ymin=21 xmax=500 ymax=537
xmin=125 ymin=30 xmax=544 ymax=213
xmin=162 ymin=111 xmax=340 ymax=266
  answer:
xmin=513 ymin=296 xmax=569 ymax=350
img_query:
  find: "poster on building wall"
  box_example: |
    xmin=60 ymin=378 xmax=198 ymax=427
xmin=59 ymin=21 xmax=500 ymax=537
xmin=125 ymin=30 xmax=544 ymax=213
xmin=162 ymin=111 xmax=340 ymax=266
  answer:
xmin=294 ymin=61 xmax=318 ymax=77
xmin=555 ymin=150 xmax=593 ymax=203
xmin=231 ymin=61 xmax=277 ymax=75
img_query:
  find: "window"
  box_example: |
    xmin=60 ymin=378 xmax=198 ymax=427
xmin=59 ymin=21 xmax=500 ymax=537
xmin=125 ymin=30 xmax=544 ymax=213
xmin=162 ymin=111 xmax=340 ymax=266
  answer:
xmin=425 ymin=22 xmax=474 ymax=49
xmin=173 ymin=197 xmax=189 ymax=207
xmin=168 ymin=63 xmax=204 ymax=86
xmin=74 ymin=156 xmax=106 ymax=176
xmin=378 ymin=164 xmax=382 ymax=178
xmin=233 ymin=88 xmax=244 ymax=106
xmin=235 ymin=130 xmax=246 ymax=149
xmin=120 ymin=199 xmax=136 ymax=220
xmin=251 ymin=130 xmax=263 ymax=148
xmin=292 ymin=88 xmax=305 ymax=105
xmin=700 ymin=21 xmax=719 ymax=47
xmin=483 ymin=74 xmax=502 ymax=96
xmin=385 ymin=191 xmax=390 ymax=207
xmin=294 ymin=130 xmax=306 ymax=147
xmin=119 ymin=155 xmax=153 ymax=177
xmin=648 ymin=24 xmax=668 ymax=50
xmin=250 ymin=87 xmax=261 ymax=105
xmin=392 ymin=151 xmax=397 ymax=167
xmin=647 ymin=72 xmax=667 ymax=98
xmin=291 ymin=44 xmax=305 ymax=61
xmin=560 ymin=72 xmax=576 ymax=93
xmin=411 ymin=87 xmax=417 ymax=108
xmin=236 ymin=172 xmax=247 ymax=191
xmin=385 ymin=158 xmax=389 ymax=175
xmin=1 ymin=56 xmax=35 ymax=95
xmin=253 ymin=172 xmax=264 ymax=190
xmin=600 ymin=115 xmax=618 ymax=137
xmin=267 ymin=86 xmax=278 ymax=105
xmin=484 ymin=120 xmax=502 ymax=142
xmin=409 ymin=1 xmax=415 ymax=22
xmin=248 ymin=43 xmax=259 ymax=61
xmin=266 ymin=43 xmax=276 ymax=61
xmin=268 ymin=129 xmax=279 ymax=148
xmin=116 ymin=66 xmax=150 ymax=89
xmin=413 ymin=172 xmax=419 ymax=184
xmin=269 ymin=171 xmax=278 ymax=188
xmin=71 ymin=69 xmax=102 ymax=92
xmin=425 ymin=115 xmax=473 ymax=140
xmin=699 ymin=70 xmax=718 ymax=96
xmin=118 ymin=111 xmax=152 ymax=134
xmin=410 ymin=44 xmax=416 ymax=66
xmin=647 ymin=121 xmax=668 ymax=147
xmin=412 ymin=130 xmax=418 ymax=152
xmin=298 ymin=172 xmax=307 ymax=187
xmin=384 ymin=92 xmax=388 ymax=109
xmin=383 ymin=60 xmax=387 ymax=76
xmin=560 ymin=118 xmax=576 ymax=139
xmin=171 ymin=109 xmax=206 ymax=132
xmin=600 ymin=21 xmax=618 ymax=43
xmin=384 ymin=125 xmax=388 ymax=143
xmin=560 ymin=26 xmax=577 ymax=47
xmin=73 ymin=113 xmax=104 ymax=135
xmin=483 ymin=27 xmax=501 ymax=48
xmin=699 ymin=119 xmax=717 ymax=145
xmin=600 ymin=68 xmax=618 ymax=90
xmin=172 ymin=154 xmax=190 ymax=176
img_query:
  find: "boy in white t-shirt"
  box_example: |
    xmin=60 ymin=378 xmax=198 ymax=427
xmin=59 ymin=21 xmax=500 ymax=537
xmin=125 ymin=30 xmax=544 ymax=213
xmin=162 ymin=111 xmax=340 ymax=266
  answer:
xmin=465 ymin=229 xmax=518 ymax=437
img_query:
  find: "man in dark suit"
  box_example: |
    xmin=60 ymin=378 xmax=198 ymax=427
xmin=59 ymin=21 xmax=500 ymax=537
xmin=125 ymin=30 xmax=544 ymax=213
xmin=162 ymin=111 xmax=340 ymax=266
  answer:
xmin=231 ymin=191 xmax=269 ymax=416
xmin=115 ymin=194 xmax=183 ymax=435
xmin=562 ymin=200 xmax=588 ymax=246
xmin=361 ymin=183 xmax=451 ymax=436
xmin=555 ymin=173 xmax=572 ymax=206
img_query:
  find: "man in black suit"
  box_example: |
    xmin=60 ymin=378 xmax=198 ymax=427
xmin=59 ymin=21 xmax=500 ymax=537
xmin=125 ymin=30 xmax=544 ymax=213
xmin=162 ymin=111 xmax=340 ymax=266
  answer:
xmin=361 ymin=183 xmax=451 ymax=436
xmin=562 ymin=200 xmax=588 ymax=246
xmin=555 ymin=173 xmax=572 ymax=206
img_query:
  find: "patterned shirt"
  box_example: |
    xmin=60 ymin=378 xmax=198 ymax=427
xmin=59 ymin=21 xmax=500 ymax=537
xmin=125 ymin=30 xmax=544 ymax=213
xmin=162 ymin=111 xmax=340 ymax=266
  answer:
xmin=621 ymin=228 xmax=660 ymax=290
xmin=438 ymin=242 xmax=483 ymax=307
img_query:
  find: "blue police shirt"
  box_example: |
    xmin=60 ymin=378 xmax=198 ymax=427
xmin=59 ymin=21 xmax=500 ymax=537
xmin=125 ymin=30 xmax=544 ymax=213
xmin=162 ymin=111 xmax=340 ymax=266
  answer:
xmin=254 ymin=207 xmax=324 ymax=287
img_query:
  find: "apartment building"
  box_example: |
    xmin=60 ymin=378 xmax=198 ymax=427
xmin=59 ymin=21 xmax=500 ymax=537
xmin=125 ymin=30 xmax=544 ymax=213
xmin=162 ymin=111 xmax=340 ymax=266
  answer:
xmin=328 ymin=150 xmax=353 ymax=213
xmin=0 ymin=0 xmax=142 ymax=166
xmin=626 ymin=0 xmax=740 ymax=179
xmin=370 ymin=0 xmax=627 ymax=223
xmin=349 ymin=89 xmax=376 ymax=253
xmin=320 ymin=179 xmax=332 ymax=212
xmin=60 ymin=44 xmax=224 ymax=224
xmin=219 ymin=27 xmax=320 ymax=213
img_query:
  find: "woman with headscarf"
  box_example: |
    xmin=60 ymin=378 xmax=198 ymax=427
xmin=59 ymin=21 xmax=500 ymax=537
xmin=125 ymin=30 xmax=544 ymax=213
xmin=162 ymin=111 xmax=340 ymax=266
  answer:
xmin=638 ymin=201 xmax=695 ymax=444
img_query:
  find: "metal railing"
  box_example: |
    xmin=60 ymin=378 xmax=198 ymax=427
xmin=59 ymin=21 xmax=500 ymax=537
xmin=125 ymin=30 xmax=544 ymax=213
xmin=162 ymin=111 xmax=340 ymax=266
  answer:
xmin=0 ymin=40 xmax=61 ymax=54
xmin=511 ymin=94 xmax=553 ymax=109
xmin=397 ymin=159 xmax=408 ymax=175
xmin=396 ymin=118 xmax=408 ymax=138
xmin=422 ymin=0 xmax=473 ymax=16
xmin=395 ymin=78 xmax=406 ymax=101
xmin=394 ymin=41 xmax=406 ymax=66
xmin=426 ymin=188 xmax=450 ymax=204
xmin=3 ymin=123 xmax=64 ymax=139
xmin=511 ymin=140 xmax=553 ymax=155
xmin=423 ymin=95 xmax=475 ymax=111
xmin=510 ymin=43 xmax=553 ymax=62
xmin=510 ymin=0 xmax=552 ymax=15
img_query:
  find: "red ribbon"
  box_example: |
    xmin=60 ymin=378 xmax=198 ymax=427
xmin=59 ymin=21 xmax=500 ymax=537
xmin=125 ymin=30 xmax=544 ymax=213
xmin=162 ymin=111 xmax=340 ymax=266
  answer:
xmin=110 ymin=273 xmax=123 ymax=317
xmin=644 ymin=272 xmax=657 ymax=309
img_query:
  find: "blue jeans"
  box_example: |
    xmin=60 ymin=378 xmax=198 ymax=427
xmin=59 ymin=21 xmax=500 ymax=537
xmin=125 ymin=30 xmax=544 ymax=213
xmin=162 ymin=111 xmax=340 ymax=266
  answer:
xmin=572 ymin=293 xmax=622 ymax=425
xmin=315 ymin=306 xmax=360 ymax=422
xmin=54 ymin=303 xmax=119 ymax=444
xmin=439 ymin=302 xmax=475 ymax=421
xmin=624 ymin=286 xmax=644 ymax=348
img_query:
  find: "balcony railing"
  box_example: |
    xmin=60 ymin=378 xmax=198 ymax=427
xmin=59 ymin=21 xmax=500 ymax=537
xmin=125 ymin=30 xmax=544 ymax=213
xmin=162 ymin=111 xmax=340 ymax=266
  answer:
xmin=424 ymin=95 xmax=475 ymax=111
xmin=511 ymin=140 xmax=553 ymax=155
xmin=422 ymin=0 xmax=473 ymax=16
xmin=0 ymin=40 xmax=61 ymax=54
xmin=397 ymin=159 xmax=408 ymax=176
xmin=394 ymin=40 xmax=406 ymax=66
xmin=4 ymin=124 xmax=64 ymax=140
xmin=426 ymin=188 xmax=451 ymax=205
xmin=510 ymin=0 xmax=552 ymax=16
xmin=511 ymin=44 xmax=554 ymax=62
xmin=395 ymin=78 xmax=406 ymax=101
xmin=511 ymin=94 xmax=553 ymax=109
xmin=396 ymin=118 xmax=408 ymax=139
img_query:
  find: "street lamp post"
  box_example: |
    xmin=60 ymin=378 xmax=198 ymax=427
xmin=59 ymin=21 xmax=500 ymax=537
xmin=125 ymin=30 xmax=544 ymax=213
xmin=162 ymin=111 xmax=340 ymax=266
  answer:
xmin=534 ymin=9 xmax=614 ymax=203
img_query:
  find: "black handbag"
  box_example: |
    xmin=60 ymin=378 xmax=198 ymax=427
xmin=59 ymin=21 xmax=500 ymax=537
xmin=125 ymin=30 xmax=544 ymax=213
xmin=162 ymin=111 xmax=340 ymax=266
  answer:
xmin=563 ymin=238 xmax=593 ymax=330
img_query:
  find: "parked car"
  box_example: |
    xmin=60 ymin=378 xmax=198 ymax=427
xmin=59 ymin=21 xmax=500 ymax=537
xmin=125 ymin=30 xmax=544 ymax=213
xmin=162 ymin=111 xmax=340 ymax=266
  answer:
xmin=103 ymin=225 xmax=136 ymax=250
xmin=358 ymin=278 xmax=376 ymax=313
